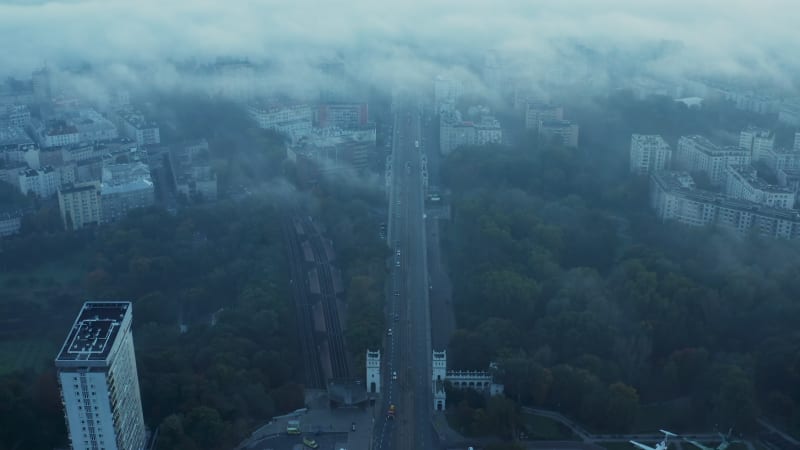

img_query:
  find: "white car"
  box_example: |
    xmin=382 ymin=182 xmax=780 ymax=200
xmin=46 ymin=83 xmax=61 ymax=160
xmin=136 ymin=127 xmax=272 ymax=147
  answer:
xmin=392 ymin=371 xmax=398 ymax=380
xmin=387 ymin=328 xmax=393 ymax=336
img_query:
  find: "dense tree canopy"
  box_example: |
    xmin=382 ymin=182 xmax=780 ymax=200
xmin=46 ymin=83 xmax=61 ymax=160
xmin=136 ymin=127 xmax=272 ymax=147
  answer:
xmin=442 ymin=94 xmax=800 ymax=433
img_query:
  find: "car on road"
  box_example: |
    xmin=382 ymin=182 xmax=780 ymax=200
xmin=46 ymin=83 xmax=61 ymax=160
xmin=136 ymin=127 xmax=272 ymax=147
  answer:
xmin=394 ymin=313 xmax=400 ymax=321
xmin=302 ymin=436 xmax=319 ymax=448
xmin=393 ymin=291 xmax=399 ymax=296
xmin=396 ymin=249 xmax=401 ymax=256
xmin=351 ymin=422 xmax=356 ymax=432
xmin=387 ymin=404 xmax=396 ymax=419
xmin=387 ymin=328 xmax=393 ymax=336
xmin=395 ymin=260 xmax=400 ymax=267
xmin=392 ymin=371 xmax=397 ymax=380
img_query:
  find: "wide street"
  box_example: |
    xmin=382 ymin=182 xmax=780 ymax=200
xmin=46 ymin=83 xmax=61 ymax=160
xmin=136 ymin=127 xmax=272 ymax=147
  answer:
xmin=373 ymin=105 xmax=436 ymax=450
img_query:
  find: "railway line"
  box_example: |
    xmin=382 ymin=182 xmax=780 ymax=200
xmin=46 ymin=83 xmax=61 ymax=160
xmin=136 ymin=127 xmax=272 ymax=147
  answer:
xmin=282 ymin=216 xmax=325 ymax=389
xmin=283 ymin=214 xmax=351 ymax=389
xmin=303 ymin=216 xmax=351 ymax=379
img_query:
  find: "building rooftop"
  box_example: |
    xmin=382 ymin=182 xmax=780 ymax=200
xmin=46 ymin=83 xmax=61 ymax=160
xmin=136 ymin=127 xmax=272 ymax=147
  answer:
xmin=56 ymin=302 xmax=131 ymax=363
xmin=0 ymin=126 xmax=34 ymax=147
xmin=60 ymin=183 xmax=99 ymax=195
xmin=729 ymin=165 xmax=794 ymax=194
xmin=632 ymin=134 xmax=670 ymax=147
xmin=540 ymin=119 xmax=575 ymax=128
xmin=653 ymin=171 xmax=800 ymax=221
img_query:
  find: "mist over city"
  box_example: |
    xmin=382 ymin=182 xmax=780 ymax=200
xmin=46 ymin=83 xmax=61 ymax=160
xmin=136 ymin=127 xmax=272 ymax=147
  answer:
xmin=1 ymin=2 xmax=800 ymax=450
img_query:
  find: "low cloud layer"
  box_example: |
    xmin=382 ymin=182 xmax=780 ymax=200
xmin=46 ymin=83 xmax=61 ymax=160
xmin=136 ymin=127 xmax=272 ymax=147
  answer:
xmin=2 ymin=0 xmax=799 ymax=94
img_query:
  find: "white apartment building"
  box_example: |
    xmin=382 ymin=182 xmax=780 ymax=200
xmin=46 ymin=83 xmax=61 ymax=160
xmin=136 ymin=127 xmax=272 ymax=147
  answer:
xmin=100 ymin=162 xmax=155 ymax=223
xmin=630 ymin=134 xmax=672 ymax=174
xmin=114 ymin=109 xmax=160 ymax=146
xmin=1 ymin=104 xmax=31 ymax=128
xmin=0 ymin=126 xmax=40 ymax=169
xmin=55 ymin=301 xmax=147 ymax=450
xmin=248 ymin=102 xmax=312 ymax=144
xmin=765 ymin=147 xmax=800 ymax=173
xmin=18 ymin=166 xmax=59 ymax=197
xmin=539 ymin=120 xmax=579 ymax=147
xmin=0 ymin=211 xmax=23 ymax=237
xmin=58 ymin=182 xmax=101 ymax=230
xmin=40 ymin=124 xmax=81 ymax=148
xmin=794 ymin=132 xmax=800 ymax=152
xmin=725 ymin=165 xmax=795 ymax=209
xmin=440 ymin=111 xmax=475 ymax=154
xmin=779 ymin=100 xmax=800 ymax=126
xmin=524 ymin=103 xmax=563 ymax=130
xmin=434 ymin=76 xmax=463 ymax=114
xmin=474 ymin=116 xmax=503 ymax=145
xmin=73 ymin=109 xmax=119 ymax=143
xmin=675 ymin=136 xmax=751 ymax=185
xmin=739 ymin=126 xmax=774 ymax=162
xmin=651 ymin=171 xmax=800 ymax=239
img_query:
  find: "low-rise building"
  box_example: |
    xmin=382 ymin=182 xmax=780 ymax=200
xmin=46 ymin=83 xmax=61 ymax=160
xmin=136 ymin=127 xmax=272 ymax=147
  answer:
xmin=440 ymin=111 xmax=476 ymax=154
xmin=474 ymin=116 xmax=503 ymax=146
xmin=0 ymin=126 xmax=39 ymax=169
xmin=169 ymin=140 xmax=218 ymax=201
xmin=70 ymin=109 xmax=118 ymax=143
xmin=18 ymin=166 xmax=59 ymax=197
xmin=675 ymin=136 xmax=751 ymax=186
xmin=248 ymin=101 xmax=312 ymax=144
xmin=113 ymin=108 xmax=160 ymax=146
xmin=764 ymin=147 xmax=800 ymax=173
xmin=630 ymin=134 xmax=672 ymax=174
xmin=100 ymin=161 xmax=155 ymax=223
xmin=31 ymin=119 xmax=81 ymax=148
xmin=289 ymin=125 xmax=375 ymax=183
xmin=725 ymin=165 xmax=795 ymax=209
xmin=316 ymin=103 xmax=369 ymax=129
xmin=651 ymin=171 xmax=800 ymax=239
xmin=0 ymin=104 xmax=31 ymax=128
xmin=524 ymin=102 xmax=563 ymax=131
xmin=539 ymin=120 xmax=579 ymax=147
xmin=58 ymin=182 xmax=101 ymax=230
xmin=0 ymin=210 xmax=23 ymax=237
xmin=434 ymin=76 xmax=462 ymax=114
xmin=439 ymin=111 xmax=503 ymax=154
xmin=779 ymin=99 xmax=800 ymax=126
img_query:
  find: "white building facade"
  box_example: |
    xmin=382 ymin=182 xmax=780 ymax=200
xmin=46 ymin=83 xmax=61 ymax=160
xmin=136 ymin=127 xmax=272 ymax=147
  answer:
xmin=675 ymin=136 xmax=751 ymax=185
xmin=55 ymin=301 xmax=147 ymax=450
xmin=539 ymin=120 xmax=579 ymax=147
xmin=58 ymin=182 xmax=102 ymax=230
xmin=651 ymin=171 xmax=800 ymax=239
xmin=629 ymin=134 xmax=672 ymax=174
xmin=739 ymin=127 xmax=774 ymax=162
xmin=725 ymin=166 xmax=795 ymax=209
xmin=248 ymin=102 xmax=313 ymax=144
xmin=18 ymin=166 xmax=59 ymax=197
xmin=524 ymin=103 xmax=563 ymax=130
xmin=366 ymin=349 xmax=381 ymax=394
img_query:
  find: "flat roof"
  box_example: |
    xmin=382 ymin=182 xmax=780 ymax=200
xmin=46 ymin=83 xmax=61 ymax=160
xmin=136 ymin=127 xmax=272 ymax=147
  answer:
xmin=56 ymin=301 xmax=131 ymax=363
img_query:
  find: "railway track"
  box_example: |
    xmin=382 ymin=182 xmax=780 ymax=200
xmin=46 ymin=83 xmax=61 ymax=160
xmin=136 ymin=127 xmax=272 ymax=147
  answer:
xmin=302 ymin=216 xmax=351 ymax=379
xmin=282 ymin=217 xmax=325 ymax=389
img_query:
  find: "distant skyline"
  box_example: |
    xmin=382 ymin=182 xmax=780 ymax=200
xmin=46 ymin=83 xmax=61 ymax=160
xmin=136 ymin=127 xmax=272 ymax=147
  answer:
xmin=1 ymin=0 xmax=798 ymax=93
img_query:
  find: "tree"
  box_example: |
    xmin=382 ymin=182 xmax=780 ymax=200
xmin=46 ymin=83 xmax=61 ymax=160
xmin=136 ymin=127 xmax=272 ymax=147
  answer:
xmin=184 ymin=406 xmax=225 ymax=448
xmin=605 ymin=382 xmax=640 ymax=431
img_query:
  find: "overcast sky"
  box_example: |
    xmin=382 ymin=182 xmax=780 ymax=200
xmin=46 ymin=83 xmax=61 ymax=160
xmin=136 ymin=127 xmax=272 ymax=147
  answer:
xmin=1 ymin=0 xmax=798 ymax=93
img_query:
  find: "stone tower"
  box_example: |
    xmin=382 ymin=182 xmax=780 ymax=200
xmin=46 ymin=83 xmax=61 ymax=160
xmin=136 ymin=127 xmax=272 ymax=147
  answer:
xmin=366 ymin=349 xmax=381 ymax=394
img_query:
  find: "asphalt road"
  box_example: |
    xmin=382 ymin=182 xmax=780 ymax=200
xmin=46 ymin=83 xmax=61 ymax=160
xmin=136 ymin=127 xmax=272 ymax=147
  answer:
xmin=374 ymin=106 xmax=436 ymax=450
